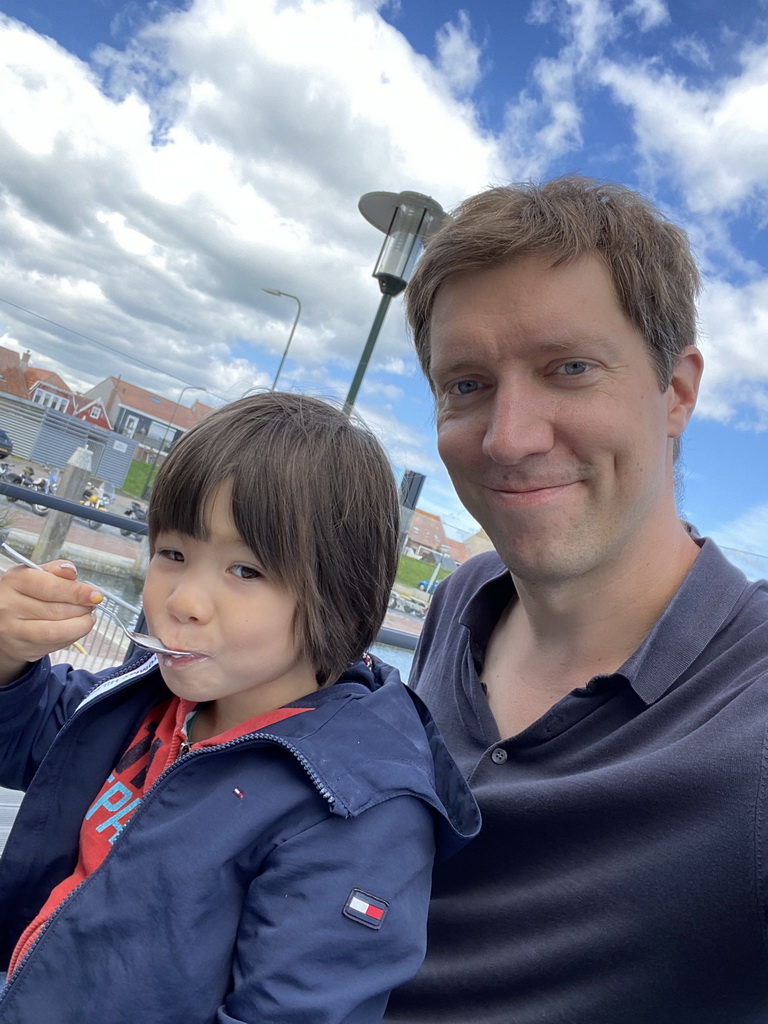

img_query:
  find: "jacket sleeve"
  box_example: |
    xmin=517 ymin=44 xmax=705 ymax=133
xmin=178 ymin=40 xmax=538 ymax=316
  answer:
xmin=218 ymin=793 xmax=437 ymax=1024
xmin=0 ymin=657 xmax=102 ymax=789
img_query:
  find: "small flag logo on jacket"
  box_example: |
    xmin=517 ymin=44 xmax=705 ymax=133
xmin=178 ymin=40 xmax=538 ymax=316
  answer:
xmin=342 ymin=889 xmax=389 ymax=930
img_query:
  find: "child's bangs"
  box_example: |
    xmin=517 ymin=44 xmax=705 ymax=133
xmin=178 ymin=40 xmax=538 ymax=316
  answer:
xmin=149 ymin=444 xmax=232 ymax=545
xmin=227 ymin=449 xmax=300 ymax=588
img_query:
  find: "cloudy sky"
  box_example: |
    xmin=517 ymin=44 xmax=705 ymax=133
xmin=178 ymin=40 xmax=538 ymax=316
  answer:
xmin=0 ymin=0 xmax=767 ymax=572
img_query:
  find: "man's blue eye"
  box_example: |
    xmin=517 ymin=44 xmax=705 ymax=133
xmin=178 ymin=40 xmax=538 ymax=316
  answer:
xmin=562 ymin=361 xmax=588 ymax=375
xmin=454 ymin=380 xmax=479 ymax=394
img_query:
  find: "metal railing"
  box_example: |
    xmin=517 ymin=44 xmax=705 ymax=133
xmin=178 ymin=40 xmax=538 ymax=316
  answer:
xmin=0 ymin=479 xmax=148 ymax=533
xmin=0 ymin=484 xmax=418 ymax=672
xmin=49 ymin=589 xmax=141 ymax=672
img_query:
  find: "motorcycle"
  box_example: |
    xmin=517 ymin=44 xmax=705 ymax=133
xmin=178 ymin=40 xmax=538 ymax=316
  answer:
xmin=1 ymin=464 xmax=52 ymax=517
xmin=77 ymin=481 xmax=115 ymax=530
xmin=120 ymin=500 xmax=148 ymax=538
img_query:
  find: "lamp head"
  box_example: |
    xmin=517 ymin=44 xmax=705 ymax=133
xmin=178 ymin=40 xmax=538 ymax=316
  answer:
xmin=358 ymin=191 xmax=446 ymax=295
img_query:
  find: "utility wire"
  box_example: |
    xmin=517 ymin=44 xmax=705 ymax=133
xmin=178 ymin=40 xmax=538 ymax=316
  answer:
xmin=0 ymin=293 xmax=220 ymax=394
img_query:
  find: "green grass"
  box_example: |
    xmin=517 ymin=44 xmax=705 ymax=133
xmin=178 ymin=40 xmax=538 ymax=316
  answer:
xmin=395 ymin=553 xmax=451 ymax=590
xmin=122 ymin=459 xmax=156 ymax=498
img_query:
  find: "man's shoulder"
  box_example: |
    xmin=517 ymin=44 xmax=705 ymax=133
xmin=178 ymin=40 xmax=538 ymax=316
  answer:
xmin=437 ymin=550 xmax=507 ymax=604
xmin=682 ymin=538 xmax=768 ymax=634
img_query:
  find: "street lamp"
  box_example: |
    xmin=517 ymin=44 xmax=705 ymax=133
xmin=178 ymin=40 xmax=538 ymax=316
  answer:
xmin=343 ymin=190 xmax=446 ymax=415
xmin=263 ymin=288 xmax=302 ymax=391
xmin=141 ymin=384 xmax=207 ymax=499
xmin=155 ymin=385 xmax=207 ymax=464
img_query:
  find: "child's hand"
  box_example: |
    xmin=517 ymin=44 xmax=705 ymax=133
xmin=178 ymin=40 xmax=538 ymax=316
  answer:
xmin=0 ymin=561 xmax=103 ymax=684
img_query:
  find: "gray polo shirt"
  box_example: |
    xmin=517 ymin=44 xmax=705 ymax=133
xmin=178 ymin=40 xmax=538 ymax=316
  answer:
xmin=385 ymin=538 xmax=768 ymax=1023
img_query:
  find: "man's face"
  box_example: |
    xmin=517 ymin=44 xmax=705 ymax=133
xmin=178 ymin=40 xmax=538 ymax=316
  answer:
xmin=429 ymin=254 xmax=700 ymax=587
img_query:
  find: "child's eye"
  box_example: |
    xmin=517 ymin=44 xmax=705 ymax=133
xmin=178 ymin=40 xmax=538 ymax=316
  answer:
xmin=158 ymin=548 xmax=184 ymax=562
xmin=231 ymin=564 xmax=262 ymax=581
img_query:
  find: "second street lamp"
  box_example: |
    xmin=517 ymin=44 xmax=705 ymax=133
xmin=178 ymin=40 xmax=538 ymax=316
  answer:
xmin=344 ymin=190 xmax=446 ymax=415
xmin=155 ymin=384 xmax=208 ymax=462
xmin=143 ymin=384 xmax=207 ymax=498
xmin=263 ymin=288 xmax=301 ymax=391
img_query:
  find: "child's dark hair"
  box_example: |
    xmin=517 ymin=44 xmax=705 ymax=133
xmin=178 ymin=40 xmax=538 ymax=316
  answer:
xmin=148 ymin=392 xmax=400 ymax=686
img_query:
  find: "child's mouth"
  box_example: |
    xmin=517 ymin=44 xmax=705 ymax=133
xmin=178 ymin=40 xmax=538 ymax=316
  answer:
xmin=160 ymin=651 xmax=207 ymax=669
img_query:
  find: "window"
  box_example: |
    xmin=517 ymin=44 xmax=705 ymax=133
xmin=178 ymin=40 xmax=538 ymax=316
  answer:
xmin=34 ymin=390 xmax=68 ymax=412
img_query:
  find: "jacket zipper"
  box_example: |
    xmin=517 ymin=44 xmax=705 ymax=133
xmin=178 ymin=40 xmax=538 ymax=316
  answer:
xmin=0 ymin=725 xmax=336 ymax=1001
xmin=150 ymin=732 xmax=337 ymax=810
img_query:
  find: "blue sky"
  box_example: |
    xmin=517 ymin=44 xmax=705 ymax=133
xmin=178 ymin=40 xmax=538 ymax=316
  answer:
xmin=0 ymin=0 xmax=767 ymax=573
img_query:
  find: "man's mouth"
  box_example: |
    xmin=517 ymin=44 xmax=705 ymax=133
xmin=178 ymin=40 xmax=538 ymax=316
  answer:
xmin=485 ymin=480 xmax=580 ymax=507
xmin=491 ymin=480 xmax=576 ymax=495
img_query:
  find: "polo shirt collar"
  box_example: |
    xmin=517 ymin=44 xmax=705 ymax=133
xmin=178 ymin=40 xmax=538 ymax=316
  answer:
xmin=620 ymin=537 xmax=751 ymax=704
xmin=458 ymin=539 xmax=752 ymax=707
xmin=458 ymin=555 xmax=514 ymax=673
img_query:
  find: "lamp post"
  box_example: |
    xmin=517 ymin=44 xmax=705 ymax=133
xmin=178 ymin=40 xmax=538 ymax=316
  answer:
xmin=343 ymin=190 xmax=446 ymax=415
xmin=141 ymin=384 xmax=207 ymax=499
xmin=154 ymin=385 xmax=207 ymax=465
xmin=263 ymin=288 xmax=301 ymax=391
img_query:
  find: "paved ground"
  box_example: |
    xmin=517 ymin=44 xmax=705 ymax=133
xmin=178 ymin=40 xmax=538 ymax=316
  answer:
xmin=2 ymin=499 xmax=141 ymax=560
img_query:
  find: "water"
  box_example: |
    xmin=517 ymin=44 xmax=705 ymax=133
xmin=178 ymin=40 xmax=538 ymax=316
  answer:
xmin=370 ymin=642 xmax=415 ymax=683
xmin=84 ymin=566 xmax=144 ymax=611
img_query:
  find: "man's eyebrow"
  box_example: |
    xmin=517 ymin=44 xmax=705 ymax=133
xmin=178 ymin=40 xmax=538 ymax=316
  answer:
xmin=429 ymin=357 xmax=479 ymax=380
xmin=432 ymin=334 xmax=618 ymax=373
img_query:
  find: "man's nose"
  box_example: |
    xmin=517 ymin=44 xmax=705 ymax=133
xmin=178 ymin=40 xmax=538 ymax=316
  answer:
xmin=481 ymin=383 xmax=556 ymax=465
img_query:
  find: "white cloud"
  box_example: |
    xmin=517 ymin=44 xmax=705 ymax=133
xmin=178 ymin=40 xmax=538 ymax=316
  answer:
xmin=0 ymin=0 xmax=505 ymax=418
xmin=435 ymin=10 xmax=484 ymax=96
xmin=598 ymin=41 xmax=768 ymax=215
xmin=694 ymin=275 xmax=768 ymax=426
xmin=1 ymin=0 xmax=768 ymax=534
xmin=501 ymin=0 xmax=636 ymax=178
xmin=673 ymin=35 xmax=712 ymax=70
xmin=624 ymin=0 xmax=669 ymax=32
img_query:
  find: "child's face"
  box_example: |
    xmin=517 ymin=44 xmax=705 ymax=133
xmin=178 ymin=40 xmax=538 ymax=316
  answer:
xmin=143 ymin=483 xmax=318 ymax=729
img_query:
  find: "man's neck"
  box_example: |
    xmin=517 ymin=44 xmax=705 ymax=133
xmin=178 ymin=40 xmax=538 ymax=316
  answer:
xmin=481 ymin=522 xmax=701 ymax=738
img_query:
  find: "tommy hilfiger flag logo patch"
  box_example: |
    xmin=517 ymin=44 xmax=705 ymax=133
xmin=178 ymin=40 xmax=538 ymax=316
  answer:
xmin=342 ymin=889 xmax=389 ymax=929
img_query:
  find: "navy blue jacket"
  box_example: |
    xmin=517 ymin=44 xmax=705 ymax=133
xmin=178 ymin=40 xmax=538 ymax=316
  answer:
xmin=0 ymin=651 xmax=480 ymax=1024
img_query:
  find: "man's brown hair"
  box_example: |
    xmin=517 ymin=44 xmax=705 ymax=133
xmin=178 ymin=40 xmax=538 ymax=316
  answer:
xmin=407 ymin=174 xmax=700 ymax=390
xmin=148 ymin=392 xmax=400 ymax=686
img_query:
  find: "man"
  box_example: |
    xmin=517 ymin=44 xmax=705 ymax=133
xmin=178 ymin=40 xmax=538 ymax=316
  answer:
xmin=385 ymin=176 xmax=768 ymax=1022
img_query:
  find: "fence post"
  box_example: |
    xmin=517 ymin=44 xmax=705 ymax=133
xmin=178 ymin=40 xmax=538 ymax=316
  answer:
xmin=31 ymin=447 xmax=93 ymax=564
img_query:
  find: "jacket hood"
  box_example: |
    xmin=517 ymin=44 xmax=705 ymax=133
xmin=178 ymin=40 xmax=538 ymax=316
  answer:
xmin=256 ymin=655 xmax=481 ymax=861
xmin=66 ymin=650 xmax=480 ymax=862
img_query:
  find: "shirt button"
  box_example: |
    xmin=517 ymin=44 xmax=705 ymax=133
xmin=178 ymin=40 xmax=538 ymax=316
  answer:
xmin=491 ymin=747 xmax=508 ymax=765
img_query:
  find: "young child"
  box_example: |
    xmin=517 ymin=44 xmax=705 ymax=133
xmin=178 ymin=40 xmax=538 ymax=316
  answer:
xmin=0 ymin=392 xmax=479 ymax=1024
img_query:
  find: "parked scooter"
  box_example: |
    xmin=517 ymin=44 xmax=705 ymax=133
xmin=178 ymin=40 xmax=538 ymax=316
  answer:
xmin=120 ymin=500 xmax=148 ymax=538
xmin=77 ymin=481 xmax=115 ymax=530
xmin=1 ymin=465 xmax=51 ymax=516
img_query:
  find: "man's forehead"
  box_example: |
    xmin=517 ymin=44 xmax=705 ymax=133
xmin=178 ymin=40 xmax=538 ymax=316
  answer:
xmin=430 ymin=251 xmax=607 ymax=305
xmin=429 ymin=254 xmax=622 ymax=333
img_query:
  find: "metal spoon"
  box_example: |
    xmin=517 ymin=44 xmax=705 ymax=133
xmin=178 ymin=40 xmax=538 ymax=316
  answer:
xmin=0 ymin=542 xmax=193 ymax=658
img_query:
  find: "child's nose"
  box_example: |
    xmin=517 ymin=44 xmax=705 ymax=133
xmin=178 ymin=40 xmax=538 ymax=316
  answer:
xmin=165 ymin=578 xmax=213 ymax=624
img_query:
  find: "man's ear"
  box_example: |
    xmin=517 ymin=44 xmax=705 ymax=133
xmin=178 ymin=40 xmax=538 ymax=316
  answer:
xmin=667 ymin=346 xmax=704 ymax=439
